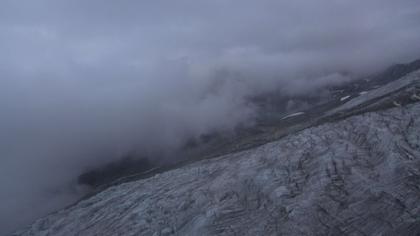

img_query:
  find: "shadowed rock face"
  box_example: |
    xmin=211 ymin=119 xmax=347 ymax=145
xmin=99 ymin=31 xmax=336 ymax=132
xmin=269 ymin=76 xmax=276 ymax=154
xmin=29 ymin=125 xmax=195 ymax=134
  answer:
xmin=78 ymin=156 xmax=152 ymax=188
xmin=14 ymin=72 xmax=420 ymax=235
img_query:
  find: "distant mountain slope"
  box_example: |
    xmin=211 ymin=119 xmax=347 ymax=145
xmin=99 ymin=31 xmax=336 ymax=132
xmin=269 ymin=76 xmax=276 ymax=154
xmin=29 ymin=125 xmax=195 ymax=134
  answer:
xmin=76 ymin=59 xmax=420 ymax=190
xmin=15 ymin=70 xmax=420 ymax=235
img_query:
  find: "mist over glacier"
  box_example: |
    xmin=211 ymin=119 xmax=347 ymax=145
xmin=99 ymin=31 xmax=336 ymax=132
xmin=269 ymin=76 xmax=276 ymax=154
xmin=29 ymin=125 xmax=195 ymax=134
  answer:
xmin=1 ymin=0 xmax=420 ymax=234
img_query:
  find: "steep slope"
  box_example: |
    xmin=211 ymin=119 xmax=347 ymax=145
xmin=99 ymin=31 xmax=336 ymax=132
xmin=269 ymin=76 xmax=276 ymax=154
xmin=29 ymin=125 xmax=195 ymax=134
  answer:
xmin=15 ymin=72 xmax=420 ymax=235
xmin=77 ymin=60 xmax=420 ymax=190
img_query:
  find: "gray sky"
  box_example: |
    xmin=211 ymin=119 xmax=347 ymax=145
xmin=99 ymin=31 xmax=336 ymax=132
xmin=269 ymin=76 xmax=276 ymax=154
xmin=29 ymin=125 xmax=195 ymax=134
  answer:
xmin=1 ymin=0 xmax=420 ymax=234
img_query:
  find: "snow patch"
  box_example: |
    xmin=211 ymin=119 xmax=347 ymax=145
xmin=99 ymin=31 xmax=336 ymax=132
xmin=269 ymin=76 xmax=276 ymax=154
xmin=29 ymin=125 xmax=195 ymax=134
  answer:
xmin=281 ymin=112 xmax=305 ymax=120
xmin=340 ymin=95 xmax=351 ymax=101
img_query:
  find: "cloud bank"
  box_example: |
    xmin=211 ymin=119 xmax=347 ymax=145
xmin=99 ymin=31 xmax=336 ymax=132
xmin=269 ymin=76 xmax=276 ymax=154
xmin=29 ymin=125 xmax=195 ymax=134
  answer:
xmin=1 ymin=0 xmax=420 ymax=233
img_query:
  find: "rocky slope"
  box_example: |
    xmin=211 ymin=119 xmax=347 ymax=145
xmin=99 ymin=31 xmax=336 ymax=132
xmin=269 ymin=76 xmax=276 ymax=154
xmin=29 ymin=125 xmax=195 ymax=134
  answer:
xmin=14 ymin=70 xmax=420 ymax=235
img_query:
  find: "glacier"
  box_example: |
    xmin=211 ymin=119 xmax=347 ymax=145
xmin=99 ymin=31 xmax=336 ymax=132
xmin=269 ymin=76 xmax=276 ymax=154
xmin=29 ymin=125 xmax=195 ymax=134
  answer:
xmin=14 ymin=71 xmax=420 ymax=235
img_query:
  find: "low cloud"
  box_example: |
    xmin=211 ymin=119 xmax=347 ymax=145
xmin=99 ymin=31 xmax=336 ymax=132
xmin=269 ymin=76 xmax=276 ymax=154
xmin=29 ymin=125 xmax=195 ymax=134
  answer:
xmin=1 ymin=0 xmax=420 ymax=234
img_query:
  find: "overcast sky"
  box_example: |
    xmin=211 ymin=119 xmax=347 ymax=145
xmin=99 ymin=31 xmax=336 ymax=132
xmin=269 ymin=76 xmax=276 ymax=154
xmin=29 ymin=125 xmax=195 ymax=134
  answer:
xmin=1 ymin=0 xmax=420 ymax=234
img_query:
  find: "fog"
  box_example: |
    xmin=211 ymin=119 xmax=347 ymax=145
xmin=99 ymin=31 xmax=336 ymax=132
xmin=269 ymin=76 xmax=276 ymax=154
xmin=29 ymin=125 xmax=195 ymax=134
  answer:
xmin=1 ymin=0 xmax=420 ymax=234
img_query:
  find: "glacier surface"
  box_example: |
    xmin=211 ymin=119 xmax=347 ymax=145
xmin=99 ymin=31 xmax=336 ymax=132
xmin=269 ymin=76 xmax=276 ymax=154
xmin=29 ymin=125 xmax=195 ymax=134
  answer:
xmin=14 ymin=71 xmax=420 ymax=236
